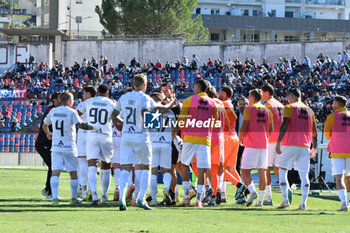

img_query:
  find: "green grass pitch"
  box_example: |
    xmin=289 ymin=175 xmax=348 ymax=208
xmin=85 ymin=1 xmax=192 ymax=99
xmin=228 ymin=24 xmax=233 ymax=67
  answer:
xmin=0 ymin=169 xmax=349 ymax=233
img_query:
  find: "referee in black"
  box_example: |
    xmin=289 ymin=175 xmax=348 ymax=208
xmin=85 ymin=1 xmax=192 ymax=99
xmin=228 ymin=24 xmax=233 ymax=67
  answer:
xmin=35 ymin=93 xmax=61 ymax=199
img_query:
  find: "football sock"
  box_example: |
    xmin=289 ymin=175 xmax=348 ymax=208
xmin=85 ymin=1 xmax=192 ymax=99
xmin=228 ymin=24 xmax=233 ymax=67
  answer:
xmin=299 ymin=170 xmax=309 ymax=206
xmin=100 ymin=169 xmax=111 ymax=197
xmin=50 ymin=176 xmax=59 ymax=199
xmin=150 ymin=175 xmax=158 ymax=203
xmin=248 ymin=183 xmax=257 ymax=194
xmin=88 ymin=166 xmax=98 ymax=200
xmin=78 ymin=157 xmax=88 ymax=187
xmin=265 ymin=185 xmax=272 ymax=202
xmin=114 ymin=168 xmax=121 ymax=189
xmin=119 ymin=170 xmax=130 ymax=203
xmin=258 ymin=190 xmax=265 ymax=203
xmin=81 ymin=185 xmax=87 ymax=194
xmin=127 ymin=171 xmax=133 ymax=187
xmin=134 ymin=170 xmax=142 ymax=198
xmin=138 ymin=169 xmax=150 ymax=202
xmin=218 ymin=175 xmax=223 ymax=190
xmin=338 ymin=189 xmax=347 ymax=205
xmin=163 ymin=172 xmax=172 ymax=191
xmin=183 ymin=181 xmax=190 ymax=199
xmin=196 ymin=184 xmax=204 ymax=203
xmin=224 ymin=170 xmax=239 ymax=186
xmin=211 ymin=165 xmax=218 ymax=196
xmin=70 ymin=179 xmax=79 ymax=199
xmin=279 ymin=168 xmax=289 ymax=202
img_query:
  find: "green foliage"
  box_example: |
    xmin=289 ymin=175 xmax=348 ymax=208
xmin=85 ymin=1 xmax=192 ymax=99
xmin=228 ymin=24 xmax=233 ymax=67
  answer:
xmin=95 ymin=0 xmax=208 ymax=42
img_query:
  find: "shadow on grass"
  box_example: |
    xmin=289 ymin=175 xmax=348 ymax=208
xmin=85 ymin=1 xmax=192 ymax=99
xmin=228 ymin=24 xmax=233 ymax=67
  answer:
xmin=0 ymin=198 xmax=53 ymax=202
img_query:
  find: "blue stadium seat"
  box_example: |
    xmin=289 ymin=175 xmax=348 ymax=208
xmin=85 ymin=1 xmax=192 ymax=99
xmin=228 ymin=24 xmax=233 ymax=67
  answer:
xmin=0 ymin=133 xmax=4 ymax=152
xmin=29 ymin=134 xmax=35 ymax=152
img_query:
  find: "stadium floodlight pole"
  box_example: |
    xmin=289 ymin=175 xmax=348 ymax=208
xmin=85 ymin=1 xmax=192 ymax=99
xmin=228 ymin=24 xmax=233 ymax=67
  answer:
xmin=68 ymin=0 xmax=71 ymax=39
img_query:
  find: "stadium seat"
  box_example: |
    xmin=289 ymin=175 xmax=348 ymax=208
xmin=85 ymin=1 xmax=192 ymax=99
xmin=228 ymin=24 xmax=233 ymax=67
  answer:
xmin=9 ymin=133 xmax=15 ymax=152
xmin=4 ymin=134 xmax=9 ymax=152
xmin=29 ymin=134 xmax=35 ymax=152
xmin=0 ymin=133 xmax=4 ymax=152
xmin=19 ymin=134 xmax=25 ymax=152
xmin=24 ymin=134 xmax=30 ymax=153
xmin=14 ymin=134 xmax=20 ymax=152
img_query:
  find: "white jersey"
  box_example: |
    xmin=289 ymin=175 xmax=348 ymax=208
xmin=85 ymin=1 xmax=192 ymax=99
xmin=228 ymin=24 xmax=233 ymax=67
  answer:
xmin=112 ymin=125 xmax=122 ymax=143
xmin=77 ymin=96 xmax=117 ymax=137
xmin=76 ymin=101 xmax=88 ymax=141
xmin=43 ymin=106 xmax=81 ymax=155
xmin=116 ymin=90 xmax=156 ymax=143
xmin=151 ymin=110 xmax=175 ymax=149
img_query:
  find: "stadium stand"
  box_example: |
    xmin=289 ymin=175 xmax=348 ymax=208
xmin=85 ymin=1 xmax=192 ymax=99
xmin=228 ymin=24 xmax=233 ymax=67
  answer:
xmin=0 ymin=52 xmax=349 ymax=152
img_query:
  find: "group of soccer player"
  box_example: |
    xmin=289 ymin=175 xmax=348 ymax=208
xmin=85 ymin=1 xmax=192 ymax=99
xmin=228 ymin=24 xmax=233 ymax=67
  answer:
xmin=41 ymin=73 xmax=350 ymax=211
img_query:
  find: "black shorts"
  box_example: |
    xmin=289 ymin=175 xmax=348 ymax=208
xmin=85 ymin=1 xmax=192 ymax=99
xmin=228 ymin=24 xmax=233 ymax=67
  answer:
xmin=171 ymin=142 xmax=179 ymax=165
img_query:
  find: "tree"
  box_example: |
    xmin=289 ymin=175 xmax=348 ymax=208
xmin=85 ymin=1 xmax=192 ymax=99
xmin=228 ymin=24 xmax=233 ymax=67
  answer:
xmin=95 ymin=0 xmax=208 ymax=42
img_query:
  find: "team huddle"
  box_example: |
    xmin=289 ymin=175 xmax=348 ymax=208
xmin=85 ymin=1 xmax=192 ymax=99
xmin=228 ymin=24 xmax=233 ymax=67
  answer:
xmin=41 ymin=74 xmax=350 ymax=211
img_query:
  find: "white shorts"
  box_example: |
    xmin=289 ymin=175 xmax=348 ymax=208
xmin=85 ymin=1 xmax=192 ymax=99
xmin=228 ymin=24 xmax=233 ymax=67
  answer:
xmin=120 ymin=141 xmax=152 ymax=165
xmin=278 ymin=146 xmax=310 ymax=172
xmin=111 ymin=138 xmax=121 ymax=164
xmin=77 ymin=139 xmax=86 ymax=157
xmin=77 ymin=131 xmax=87 ymax=157
xmin=152 ymin=146 xmax=172 ymax=169
xmin=86 ymin=134 xmax=114 ymax=163
xmin=267 ymin=144 xmax=281 ymax=167
xmin=51 ymin=151 xmax=78 ymax=172
xmin=331 ymin=158 xmax=350 ymax=176
xmin=181 ymin=143 xmax=211 ymax=169
xmin=241 ymin=147 xmax=268 ymax=170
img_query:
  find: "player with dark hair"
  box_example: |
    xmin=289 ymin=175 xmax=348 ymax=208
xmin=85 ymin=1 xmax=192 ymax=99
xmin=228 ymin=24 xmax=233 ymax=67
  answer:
xmin=239 ymin=89 xmax=273 ymax=207
xmin=324 ymin=96 xmax=350 ymax=211
xmin=76 ymin=86 xmax=97 ymax=200
xmin=35 ymin=92 xmax=61 ymax=200
xmin=276 ymin=88 xmax=317 ymax=210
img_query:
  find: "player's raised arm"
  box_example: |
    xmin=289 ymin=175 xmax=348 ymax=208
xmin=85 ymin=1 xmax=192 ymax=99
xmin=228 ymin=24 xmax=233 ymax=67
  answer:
xmin=76 ymin=122 xmax=101 ymax=133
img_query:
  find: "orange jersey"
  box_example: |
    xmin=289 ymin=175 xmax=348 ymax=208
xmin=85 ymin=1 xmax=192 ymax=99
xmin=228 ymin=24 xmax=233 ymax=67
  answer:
xmin=222 ymin=100 xmax=238 ymax=137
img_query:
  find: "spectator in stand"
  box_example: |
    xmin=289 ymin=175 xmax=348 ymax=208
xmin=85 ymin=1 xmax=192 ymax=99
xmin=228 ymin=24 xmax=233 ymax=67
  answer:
xmin=155 ymin=59 xmax=162 ymax=70
xmin=29 ymin=54 xmax=35 ymax=69
xmin=342 ymin=50 xmax=349 ymax=62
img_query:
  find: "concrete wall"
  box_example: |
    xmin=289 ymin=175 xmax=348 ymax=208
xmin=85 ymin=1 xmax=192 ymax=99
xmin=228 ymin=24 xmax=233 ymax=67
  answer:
xmin=0 ymin=39 xmax=345 ymax=71
xmin=0 ymin=152 xmax=44 ymax=166
xmin=305 ymin=41 xmax=344 ymax=62
xmin=184 ymin=45 xmax=221 ymax=65
xmin=186 ymin=41 xmax=344 ymax=64
xmin=61 ymin=39 xmax=184 ymax=67
xmin=223 ymin=44 xmax=263 ymax=63
xmin=0 ymin=42 xmax=52 ymax=73
xmin=62 ymin=40 xmax=100 ymax=67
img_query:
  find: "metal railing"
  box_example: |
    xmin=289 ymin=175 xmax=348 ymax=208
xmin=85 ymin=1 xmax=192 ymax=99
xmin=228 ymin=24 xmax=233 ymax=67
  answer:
xmin=305 ymin=0 xmax=345 ymax=5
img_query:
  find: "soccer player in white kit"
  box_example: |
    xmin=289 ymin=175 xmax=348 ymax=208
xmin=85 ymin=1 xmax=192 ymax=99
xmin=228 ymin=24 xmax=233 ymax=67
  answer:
xmin=77 ymin=84 xmax=118 ymax=205
xmin=76 ymin=86 xmax=96 ymax=200
xmin=114 ymin=74 xmax=175 ymax=211
xmin=149 ymin=92 xmax=175 ymax=206
xmin=43 ymin=92 xmax=98 ymax=206
xmin=112 ymin=120 xmax=122 ymax=201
